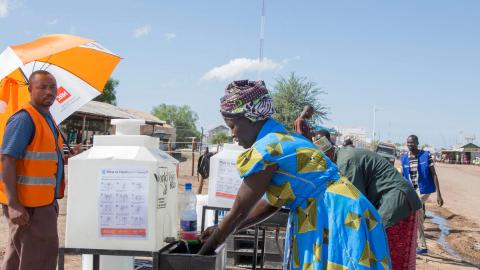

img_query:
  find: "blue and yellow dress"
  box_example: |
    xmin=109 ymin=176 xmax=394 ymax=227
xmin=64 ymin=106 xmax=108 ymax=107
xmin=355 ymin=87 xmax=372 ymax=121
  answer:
xmin=236 ymin=119 xmax=391 ymax=270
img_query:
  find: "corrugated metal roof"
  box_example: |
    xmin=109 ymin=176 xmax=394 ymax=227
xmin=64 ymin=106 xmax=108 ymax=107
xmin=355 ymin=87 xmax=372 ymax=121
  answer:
xmin=76 ymin=101 xmax=166 ymax=125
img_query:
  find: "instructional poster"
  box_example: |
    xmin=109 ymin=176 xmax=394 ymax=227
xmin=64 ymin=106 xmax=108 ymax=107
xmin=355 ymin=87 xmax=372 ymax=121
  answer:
xmin=98 ymin=167 xmax=149 ymax=239
xmin=215 ymin=160 xmax=242 ymax=199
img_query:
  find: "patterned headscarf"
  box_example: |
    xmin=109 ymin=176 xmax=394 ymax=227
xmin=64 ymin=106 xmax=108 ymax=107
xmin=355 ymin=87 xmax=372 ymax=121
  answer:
xmin=220 ymin=80 xmax=275 ymax=122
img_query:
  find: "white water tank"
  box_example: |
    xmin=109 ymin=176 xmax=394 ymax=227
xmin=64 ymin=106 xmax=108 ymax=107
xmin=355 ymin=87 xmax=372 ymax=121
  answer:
xmin=66 ymin=119 xmax=179 ymax=269
xmin=207 ymin=144 xmax=245 ymax=208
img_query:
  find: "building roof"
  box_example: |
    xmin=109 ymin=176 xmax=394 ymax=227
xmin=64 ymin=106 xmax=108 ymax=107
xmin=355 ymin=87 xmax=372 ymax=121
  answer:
xmin=461 ymin=143 xmax=480 ymax=150
xmin=208 ymin=125 xmax=229 ymax=134
xmin=76 ymin=101 xmax=166 ymax=125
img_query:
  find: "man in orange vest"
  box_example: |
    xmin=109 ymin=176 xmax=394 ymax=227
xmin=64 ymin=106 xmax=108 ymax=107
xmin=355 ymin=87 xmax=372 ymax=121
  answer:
xmin=0 ymin=70 xmax=65 ymax=270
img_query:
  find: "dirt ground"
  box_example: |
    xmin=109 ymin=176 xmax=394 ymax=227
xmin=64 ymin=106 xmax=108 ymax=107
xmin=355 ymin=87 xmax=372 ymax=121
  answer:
xmin=413 ymin=163 xmax=480 ymax=270
xmin=1 ymin=158 xmax=479 ymax=269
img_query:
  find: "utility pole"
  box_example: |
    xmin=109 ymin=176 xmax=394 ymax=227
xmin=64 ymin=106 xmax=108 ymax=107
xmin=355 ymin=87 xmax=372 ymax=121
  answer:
xmin=259 ymin=0 xmax=266 ymax=63
xmin=372 ymin=105 xmax=377 ymax=143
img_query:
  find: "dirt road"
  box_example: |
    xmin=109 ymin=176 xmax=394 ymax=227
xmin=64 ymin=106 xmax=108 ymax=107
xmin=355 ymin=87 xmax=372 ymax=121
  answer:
xmin=433 ymin=164 xmax=480 ymax=223
xmin=414 ymin=163 xmax=480 ymax=269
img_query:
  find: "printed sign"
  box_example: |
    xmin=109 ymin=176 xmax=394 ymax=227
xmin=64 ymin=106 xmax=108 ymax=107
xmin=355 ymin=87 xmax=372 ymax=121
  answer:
xmin=98 ymin=167 xmax=149 ymax=239
xmin=215 ymin=159 xmax=242 ymax=199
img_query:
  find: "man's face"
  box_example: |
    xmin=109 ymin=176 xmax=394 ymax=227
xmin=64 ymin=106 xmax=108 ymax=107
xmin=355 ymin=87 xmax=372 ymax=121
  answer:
xmin=224 ymin=117 xmax=258 ymax=148
xmin=29 ymin=74 xmax=57 ymax=108
xmin=407 ymin=137 xmax=418 ymax=152
xmin=305 ymin=107 xmax=314 ymax=119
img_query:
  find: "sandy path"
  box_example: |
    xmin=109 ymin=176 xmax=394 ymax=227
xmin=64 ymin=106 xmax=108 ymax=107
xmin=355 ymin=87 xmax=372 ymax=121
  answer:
xmin=433 ymin=164 xmax=480 ymax=222
xmin=414 ymin=163 xmax=480 ymax=269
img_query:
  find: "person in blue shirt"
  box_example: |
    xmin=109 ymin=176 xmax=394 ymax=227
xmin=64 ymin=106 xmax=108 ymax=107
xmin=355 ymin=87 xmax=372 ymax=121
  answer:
xmin=1 ymin=70 xmax=64 ymax=270
xmin=401 ymin=135 xmax=444 ymax=255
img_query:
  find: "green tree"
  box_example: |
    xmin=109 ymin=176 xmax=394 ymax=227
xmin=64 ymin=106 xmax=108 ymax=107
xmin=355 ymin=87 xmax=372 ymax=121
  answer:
xmin=421 ymin=144 xmax=431 ymax=149
xmin=94 ymin=78 xmax=119 ymax=105
xmin=151 ymin=104 xmax=200 ymax=143
xmin=271 ymin=73 xmax=328 ymax=129
xmin=211 ymin=132 xmax=230 ymax=145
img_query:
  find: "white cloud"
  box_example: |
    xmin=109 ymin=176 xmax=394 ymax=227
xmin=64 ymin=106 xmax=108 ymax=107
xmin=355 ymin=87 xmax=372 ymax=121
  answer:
xmin=202 ymin=58 xmax=283 ymax=81
xmin=0 ymin=0 xmax=9 ymax=18
xmin=164 ymin=32 xmax=176 ymax=41
xmin=132 ymin=25 xmax=151 ymax=38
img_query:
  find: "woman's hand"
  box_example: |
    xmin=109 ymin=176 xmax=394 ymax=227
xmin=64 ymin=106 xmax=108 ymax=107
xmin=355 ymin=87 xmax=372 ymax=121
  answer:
xmin=199 ymin=225 xmax=218 ymax=243
xmin=196 ymin=166 xmax=276 ymax=255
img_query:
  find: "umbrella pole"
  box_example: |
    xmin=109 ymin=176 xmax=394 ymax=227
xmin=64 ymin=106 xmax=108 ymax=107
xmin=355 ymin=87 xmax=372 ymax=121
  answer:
xmin=19 ymin=68 xmax=29 ymax=83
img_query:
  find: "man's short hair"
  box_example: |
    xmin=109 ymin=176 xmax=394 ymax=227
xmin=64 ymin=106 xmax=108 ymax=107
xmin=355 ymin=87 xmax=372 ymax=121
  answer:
xmin=408 ymin=134 xmax=419 ymax=144
xmin=28 ymin=70 xmax=53 ymax=84
xmin=343 ymin=138 xmax=354 ymax=146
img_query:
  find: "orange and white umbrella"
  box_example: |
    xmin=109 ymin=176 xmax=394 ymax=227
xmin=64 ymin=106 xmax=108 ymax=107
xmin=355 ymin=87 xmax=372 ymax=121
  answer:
xmin=0 ymin=34 xmax=121 ymax=140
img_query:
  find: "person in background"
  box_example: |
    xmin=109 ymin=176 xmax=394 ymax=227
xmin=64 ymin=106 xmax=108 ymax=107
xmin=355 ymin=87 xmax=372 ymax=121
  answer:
xmin=198 ymin=80 xmax=391 ymax=269
xmin=401 ymin=135 xmax=444 ymax=255
xmin=89 ymin=131 xmax=96 ymax=145
xmin=0 ymin=70 xmax=65 ymax=270
xmin=315 ymin=130 xmax=422 ymax=270
xmin=294 ymin=105 xmax=315 ymax=141
xmin=67 ymin=129 xmax=76 ymax=145
xmin=76 ymin=129 xmax=83 ymax=145
xmin=197 ymin=147 xmax=214 ymax=194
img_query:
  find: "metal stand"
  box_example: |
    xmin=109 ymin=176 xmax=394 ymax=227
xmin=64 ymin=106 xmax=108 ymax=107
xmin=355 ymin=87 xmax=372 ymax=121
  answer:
xmin=200 ymin=205 xmax=231 ymax=232
xmin=58 ymin=248 xmax=160 ymax=270
xmin=201 ymin=205 xmax=284 ymax=270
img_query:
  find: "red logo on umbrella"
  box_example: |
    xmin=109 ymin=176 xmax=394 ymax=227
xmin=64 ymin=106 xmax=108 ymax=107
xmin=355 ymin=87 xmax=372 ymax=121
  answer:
xmin=56 ymin=86 xmax=71 ymax=104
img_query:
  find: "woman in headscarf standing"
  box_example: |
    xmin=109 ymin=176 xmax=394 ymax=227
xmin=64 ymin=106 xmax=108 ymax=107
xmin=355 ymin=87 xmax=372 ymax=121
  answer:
xmin=198 ymin=80 xmax=391 ymax=270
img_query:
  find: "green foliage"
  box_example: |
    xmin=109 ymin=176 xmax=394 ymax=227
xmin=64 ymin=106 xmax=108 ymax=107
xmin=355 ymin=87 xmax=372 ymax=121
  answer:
xmin=151 ymin=104 xmax=200 ymax=142
xmin=421 ymin=144 xmax=431 ymax=149
xmin=211 ymin=132 xmax=230 ymax=145
xmin=271 ymin=73 xmax=328 ymax=130
xmin=94 ymin=78 xmax=119 ymax=105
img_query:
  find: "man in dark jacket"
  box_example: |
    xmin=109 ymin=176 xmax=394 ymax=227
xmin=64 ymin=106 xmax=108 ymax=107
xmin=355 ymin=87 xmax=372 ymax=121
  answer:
xmin=315 ymin=131 xmax=422 ymax=270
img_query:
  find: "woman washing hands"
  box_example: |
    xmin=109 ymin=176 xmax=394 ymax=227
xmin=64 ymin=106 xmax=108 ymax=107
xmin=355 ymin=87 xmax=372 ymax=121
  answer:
xmin=198 ymin=80 xmax=391 ymax=270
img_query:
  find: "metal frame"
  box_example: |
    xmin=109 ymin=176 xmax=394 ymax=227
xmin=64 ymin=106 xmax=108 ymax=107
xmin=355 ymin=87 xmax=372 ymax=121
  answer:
xmin=200 ymin=205 xmax=267 ymax=270
xmin=58 ymin=248 xmax=160 ymax=270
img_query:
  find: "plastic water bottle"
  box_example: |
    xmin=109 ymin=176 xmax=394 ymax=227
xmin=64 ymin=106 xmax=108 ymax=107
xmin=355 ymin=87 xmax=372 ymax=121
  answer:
xmin=180 ymin=183 xmax=197 ymax=241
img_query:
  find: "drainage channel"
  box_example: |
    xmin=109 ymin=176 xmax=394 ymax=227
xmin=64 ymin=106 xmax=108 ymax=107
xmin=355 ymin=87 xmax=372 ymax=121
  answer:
xmin=426 ymin=211 xmax=480 ymax=268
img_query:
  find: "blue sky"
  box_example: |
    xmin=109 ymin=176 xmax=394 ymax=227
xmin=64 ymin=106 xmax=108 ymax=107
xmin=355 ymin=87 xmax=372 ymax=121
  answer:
xmin=1 ymin=0 xmax=479 ymax=147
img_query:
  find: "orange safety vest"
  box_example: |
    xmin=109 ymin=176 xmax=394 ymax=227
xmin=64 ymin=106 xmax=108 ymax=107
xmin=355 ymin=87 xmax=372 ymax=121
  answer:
xmin=0 ymin=104 xmax=65 ymax=207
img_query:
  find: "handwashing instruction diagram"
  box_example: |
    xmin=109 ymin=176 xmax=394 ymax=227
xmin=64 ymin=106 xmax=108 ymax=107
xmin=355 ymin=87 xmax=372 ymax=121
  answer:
xmin=215 ymin=160 xmax=242 ymax=199
xmin=98 ymin=167 xmax=149 ymax=239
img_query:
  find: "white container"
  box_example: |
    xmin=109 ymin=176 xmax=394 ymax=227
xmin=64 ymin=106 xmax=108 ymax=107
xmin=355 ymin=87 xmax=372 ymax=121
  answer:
xmin=207 ymin=144 xmax=245 ymax=209
xmin=66 ymin=119 xmax=179 ymax=270
xmin=81 ymin=255 xmax=134 ymax=270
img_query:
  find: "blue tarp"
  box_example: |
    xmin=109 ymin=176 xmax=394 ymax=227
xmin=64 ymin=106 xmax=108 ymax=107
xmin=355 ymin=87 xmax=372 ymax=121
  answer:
xmin=313 ymin=124 xmax=337 ymax=133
